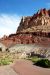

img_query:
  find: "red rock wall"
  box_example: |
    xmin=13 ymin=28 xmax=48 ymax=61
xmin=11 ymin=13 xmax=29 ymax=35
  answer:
xmin=0 ymin=32 xmax=50 ymax=47
xmin=1 ymin=9 xmax=50 ymax=47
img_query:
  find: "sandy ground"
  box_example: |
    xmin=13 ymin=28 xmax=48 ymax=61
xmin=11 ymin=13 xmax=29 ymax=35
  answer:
xmin=12 ymin=59 xmax=50 ymax=75
xmin=0 ymin=65 xmax=18 ymax=75
xmin=0 ymin=59 xmax=50 ymax=75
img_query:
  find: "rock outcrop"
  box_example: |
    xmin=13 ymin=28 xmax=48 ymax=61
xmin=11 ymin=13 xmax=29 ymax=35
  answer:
xmin=17 ymin=8 xmax=50 ymax=33
xmin=0 ymin=8 xmax=50 ymax=47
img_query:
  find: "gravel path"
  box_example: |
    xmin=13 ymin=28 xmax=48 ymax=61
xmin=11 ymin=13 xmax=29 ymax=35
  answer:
xmin=12 ymin=59 xmax=50 ymax=75
xmin=0 ymin=65 xmax=18 ymax=75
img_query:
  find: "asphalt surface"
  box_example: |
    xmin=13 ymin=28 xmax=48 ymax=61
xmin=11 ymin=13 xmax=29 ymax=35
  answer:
xmin=12 ymin=59 xmax=50 ymax=75
xmin=0 ymin=59 xmax=50 ymax=75
xmin=0 ymin=65 xmax=18 ymax=75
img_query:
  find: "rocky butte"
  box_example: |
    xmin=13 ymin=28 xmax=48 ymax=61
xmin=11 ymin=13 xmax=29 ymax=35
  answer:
xmin=0 ymin=8 xmax=50 ymax=47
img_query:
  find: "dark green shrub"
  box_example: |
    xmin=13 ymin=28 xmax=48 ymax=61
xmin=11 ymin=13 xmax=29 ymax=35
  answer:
xmin=0 ymin=47 xmax=2 ymax=52
xmin=34 ymin=59 xmax=50 ymax=68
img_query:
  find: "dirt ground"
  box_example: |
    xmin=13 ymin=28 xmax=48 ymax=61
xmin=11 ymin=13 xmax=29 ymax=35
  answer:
xmin=0 ymin=59 xmax=50 ymax=75
xmin=0 ymin=65 xmax=17 ymax=75
xmin=12 ymin=59 xmax=50 ymax=75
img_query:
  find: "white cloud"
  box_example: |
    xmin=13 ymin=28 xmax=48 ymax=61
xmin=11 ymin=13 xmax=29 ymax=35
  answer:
xmin=0 ymin=14 xmax=21 ymax=37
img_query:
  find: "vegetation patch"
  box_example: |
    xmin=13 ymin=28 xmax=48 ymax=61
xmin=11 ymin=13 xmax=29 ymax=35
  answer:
xmin=34 ymin=59 xmax=50 ymax=68
xmin=27 ymin=56 xmax=50 ymax=68
xmin=0 ymin=58 xmax=13 ymax=65
xmin=27 ymin=56 xmax=40 ymax=63
xmin=0 ymin=52 xmax=20 ymax=66
xmin=31 ymin=56 xmax=40 ymax=63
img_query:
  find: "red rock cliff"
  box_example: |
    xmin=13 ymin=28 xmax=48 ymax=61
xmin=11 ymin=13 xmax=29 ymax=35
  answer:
xmin=1 ymin=8 xmax=50 ymax=47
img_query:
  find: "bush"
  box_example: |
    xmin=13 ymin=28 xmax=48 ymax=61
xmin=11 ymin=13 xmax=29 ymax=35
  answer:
xmin=31 ymin=56 xmax=40 ymax=63
xmin=0 ymin=58 xmax=13 ymax=65
xmin=34 ymin=59 xmax=50 ymax=68
xmin=1 ymin=59 xmax=10 ymax=65
xmin=27 ymin=56 xmax=40 ymax=63
xmin=0 ymin=48 xmax=2 ymax=52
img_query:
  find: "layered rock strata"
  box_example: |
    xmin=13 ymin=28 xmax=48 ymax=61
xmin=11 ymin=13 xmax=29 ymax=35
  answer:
xmin=0 ymin=9 xmax=50 ymax=47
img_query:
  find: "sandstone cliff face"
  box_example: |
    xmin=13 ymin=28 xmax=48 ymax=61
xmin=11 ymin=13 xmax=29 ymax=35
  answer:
xmin=17 ymin=9 xmax=50 ymax=33
xmin=0 ymin=9 xmax=50 ymax=47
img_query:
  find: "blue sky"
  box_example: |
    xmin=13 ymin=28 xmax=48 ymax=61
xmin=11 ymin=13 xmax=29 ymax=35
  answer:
xmin=0 ymin=0 xmax=50 ymax=37
xmin=0 ymin=0 xmax=50 ymax=15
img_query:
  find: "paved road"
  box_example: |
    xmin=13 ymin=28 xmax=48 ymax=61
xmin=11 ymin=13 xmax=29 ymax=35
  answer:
xmin=12 ymin=59 xmax=50 ymax=75
xmin=0 ymin=59 xmax=50 ymax=75
xmin=0 ymin=65 xmax=18 ymax=75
